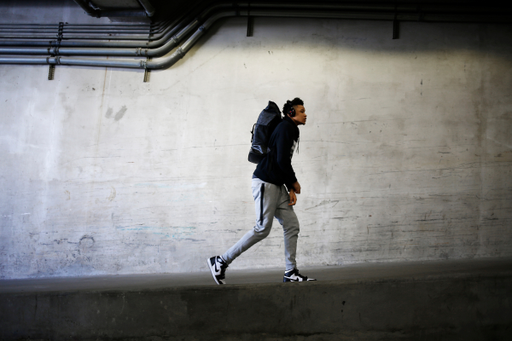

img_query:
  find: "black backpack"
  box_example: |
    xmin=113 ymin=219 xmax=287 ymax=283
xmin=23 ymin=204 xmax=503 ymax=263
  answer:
xmin=248 ymin=101 xmax=282 ymax=164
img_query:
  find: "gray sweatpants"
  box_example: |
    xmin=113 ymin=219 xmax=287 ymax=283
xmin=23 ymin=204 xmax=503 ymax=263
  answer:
xmin=221 ymin=177 xmax=300 ymax=271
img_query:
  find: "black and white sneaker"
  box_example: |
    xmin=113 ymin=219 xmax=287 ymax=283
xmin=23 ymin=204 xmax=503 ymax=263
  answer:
xmin=207 ymin=256 xmax=228 ymax=285
xmin=283 ymin=268 xmax=316 ymax=282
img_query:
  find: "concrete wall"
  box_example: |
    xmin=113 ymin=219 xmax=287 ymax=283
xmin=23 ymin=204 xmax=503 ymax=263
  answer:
xmin=3 ymin=271 xmax=512 ymax=340
xmin=1 ymin=4 xmax=511 ymax=279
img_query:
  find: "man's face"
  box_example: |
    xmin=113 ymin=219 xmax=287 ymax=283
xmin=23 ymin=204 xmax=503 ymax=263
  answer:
xmin=290 ymin=105 xmax=307 ymax=125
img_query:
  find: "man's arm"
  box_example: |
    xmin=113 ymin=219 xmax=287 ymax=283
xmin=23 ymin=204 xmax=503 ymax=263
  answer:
xmin=274 ymin=127 xmax=298 ymax=191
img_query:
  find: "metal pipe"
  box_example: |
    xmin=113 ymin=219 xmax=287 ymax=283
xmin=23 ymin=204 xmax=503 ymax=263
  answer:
xmin=148 ymin=11 xmax=231 ymax=69
xmin=0 ymin=3 xmax=224 ymax=46
xmin=0 ymin=14 xmax=187 ymax=48
xmin=0 ymin=26 xmax=154 ymax=40
xmin=0 ymin=26 xmax=151 ymax=32
xmin=0 ymin=55 xmax=145 ymax=68
xmin=2 ymin=3 xmax=511 ymax=58
xmin=0 ymin=8 xmax=205 ymax=58
xmin=0 ymin=16 xmax=200 ymax=58
xmin=1 ymin=2 xmax=511 ymax=70
xmin=0 ymin=14 xmax=200 ymax=58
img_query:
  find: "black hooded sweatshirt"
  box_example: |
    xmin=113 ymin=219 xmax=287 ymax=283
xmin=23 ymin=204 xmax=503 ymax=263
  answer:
xmin=253 ymin=115 xmax=299 ymax=191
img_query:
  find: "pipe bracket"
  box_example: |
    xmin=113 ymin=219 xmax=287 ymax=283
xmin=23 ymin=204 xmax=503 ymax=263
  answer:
xmin=57 ymin=22 xmax=64 ymax=44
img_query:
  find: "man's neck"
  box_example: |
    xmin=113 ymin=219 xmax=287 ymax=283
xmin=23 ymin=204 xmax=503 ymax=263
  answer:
xmin=286 ymin=115 xmax=300 ymax=126
xmin=286 ymin=115 xmax=299 ymax=126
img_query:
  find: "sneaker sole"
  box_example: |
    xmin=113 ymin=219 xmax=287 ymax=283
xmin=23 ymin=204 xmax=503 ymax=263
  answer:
xmin=283 ymin=277 xmax=317 ymax=282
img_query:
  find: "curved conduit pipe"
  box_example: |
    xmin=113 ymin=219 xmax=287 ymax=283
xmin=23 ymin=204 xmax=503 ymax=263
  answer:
xmin=0 ymin=4 xmax=219 ymax=49
xmin=0 ymin=17 xmax=179 ymax=44
xmin=0 ymin=2 xmax=235 ymax=58
xmin=3 ymin=1 xmax=505 ymax=49
xmin=0 ymin=20 xmax=178 ymax=44
xmin=0 ymin=16 xmax=201 ymax=58
xmin=0 ymin=22 xmax=171 ymax=42
xmin=0 ymin=3 xmax=245 ymax=48
xmin=0 ymin=2 xmax=511 ymax=70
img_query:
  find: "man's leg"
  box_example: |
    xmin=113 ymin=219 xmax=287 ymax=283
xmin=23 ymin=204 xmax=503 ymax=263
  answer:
xmin=221 ymin=178 xmax=280 ymax=264
xmin=274 ymin=185 xmax=316 ymax=282
xmin=274 ymin=185 xmax=300 ymax=271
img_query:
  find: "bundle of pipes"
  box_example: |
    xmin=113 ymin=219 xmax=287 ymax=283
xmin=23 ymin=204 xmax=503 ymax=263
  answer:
xmin=0 ymin=22 xmax=167 ymax=41
xmin=0 ymin=1 xmax=510 ymax=70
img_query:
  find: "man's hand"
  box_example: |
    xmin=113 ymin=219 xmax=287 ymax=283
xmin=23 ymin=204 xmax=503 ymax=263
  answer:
xmin=292 ymin=181 xmax=301 ymax=194
xmin=289 ymin=189 xmax=297 ymax=206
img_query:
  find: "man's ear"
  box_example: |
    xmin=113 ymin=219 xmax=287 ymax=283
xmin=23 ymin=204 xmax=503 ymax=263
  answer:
xmin=289 ymin=106 xmax=296 ymax=117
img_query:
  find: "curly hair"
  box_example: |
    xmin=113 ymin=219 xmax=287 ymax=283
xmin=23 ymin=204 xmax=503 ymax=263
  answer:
xmin=283 ymin=98 xmax=304 ymax=117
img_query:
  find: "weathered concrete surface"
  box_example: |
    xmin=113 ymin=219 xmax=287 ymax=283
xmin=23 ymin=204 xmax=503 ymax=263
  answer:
xmin=1 ymin=258 xmax=511 ymax=340
xmin=0 ymin=3 xmax=512 ymax=279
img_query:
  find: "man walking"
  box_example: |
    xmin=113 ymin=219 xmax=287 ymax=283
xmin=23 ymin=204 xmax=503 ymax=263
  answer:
xmin=208 ymin=98 xmax=316 ymax=284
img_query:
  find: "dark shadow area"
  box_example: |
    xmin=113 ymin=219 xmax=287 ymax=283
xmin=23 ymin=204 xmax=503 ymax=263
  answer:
xmin=180 ymin=16 xmax=512 ymax=63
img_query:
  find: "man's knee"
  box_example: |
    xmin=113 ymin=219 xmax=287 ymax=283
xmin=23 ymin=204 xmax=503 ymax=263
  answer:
xmin=253 ymin=223 xmax=272 ymax=239
xmin=282 ymin=215 xmax=300 ymax=235
xmin=285 ymin=224 xmax=300 ymax=236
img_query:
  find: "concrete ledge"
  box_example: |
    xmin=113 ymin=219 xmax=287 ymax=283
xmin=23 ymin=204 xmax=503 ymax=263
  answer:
xmin=1 ymin=258 xmax=511 ymax=340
